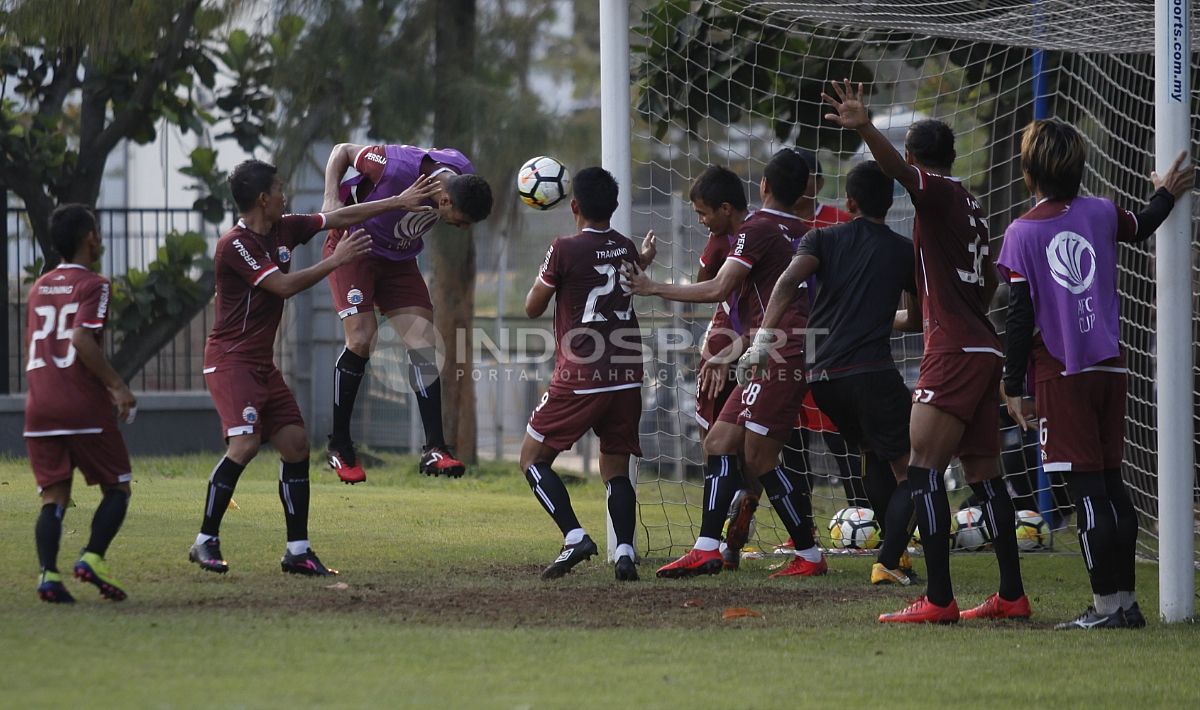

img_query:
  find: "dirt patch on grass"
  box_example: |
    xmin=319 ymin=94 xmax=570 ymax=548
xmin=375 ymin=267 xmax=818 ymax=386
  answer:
xmin=136 ymin=562 xmax=896 ymax=629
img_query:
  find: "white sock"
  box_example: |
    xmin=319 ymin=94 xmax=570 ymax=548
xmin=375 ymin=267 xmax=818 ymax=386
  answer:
xmin=718 ymin=541 xmax=729 ymax=553
xmin=694 ymin=536 xmax=721 ymax=552
xmin=564 ymin=528 xmax=586 ymax=546
xmin=796 ymin=544 xmax=823 ymax=563
xmin=615 ymin=543 xmax=636 ymax=561
xmin=286 ymin=540 xmax=310 ymax=556
xmin=195 ymin=533 xmax=215 ymax=546
xmin=1119 ymin=590 xmax=1137 ymax=609
xmin=1094 ymin=593 xmax=1121 ymax=616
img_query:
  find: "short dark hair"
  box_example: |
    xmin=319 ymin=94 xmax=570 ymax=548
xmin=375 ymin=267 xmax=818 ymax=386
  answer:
xmin=1020 ymin=118 xmax=1087 ymax=201
xmin=904 ymin=120 xmax=956 ymax=171
xmin=229 ymin=159 xmax=278 ymax=212
xmin=688 ymin=165 xmax=748 ymax=212
xmin=845 ymin=161 xmax=894 ymax=219
xmin=49 ymin=203 xmax=98 ymax=261
xmin=446 ymin=174 xmax=493 ymax=223
xmin=573 ymin=166 xmax=619 ymax=222
xmin=793 ymin=148 xmax=821 ymax=177
xmin=763 ymin=148 xmax=809 ymax=206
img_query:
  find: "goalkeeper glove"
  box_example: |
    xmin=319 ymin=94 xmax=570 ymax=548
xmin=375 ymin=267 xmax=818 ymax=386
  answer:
xmin=736 ymin=330 xmax=775 ymax=386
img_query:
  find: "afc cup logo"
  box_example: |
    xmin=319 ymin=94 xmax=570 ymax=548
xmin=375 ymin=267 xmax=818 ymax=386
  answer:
xmin=277 ymin=246 xmax=291 ymax=263
xmin=242 ymin=406 xmax=258 ymax=424
xmin=347 ymin=288 xmax=364 ymax=306
xmin=1046 ymin=230 xmax=1096 ymax=295
xmin=393 ymin=211 xmax=440 ymax=246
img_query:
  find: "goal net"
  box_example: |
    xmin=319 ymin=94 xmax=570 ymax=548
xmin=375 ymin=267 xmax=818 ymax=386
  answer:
xmin=627 ymin=0 xmax=1200 ymax=562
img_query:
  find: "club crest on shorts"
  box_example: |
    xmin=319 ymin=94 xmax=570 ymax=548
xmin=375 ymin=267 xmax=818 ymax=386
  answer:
xmin=277 ymin=245 xmax=291 ymax=263
xmin=242 ymin=406 xmax=258 ymax=424
xmin=347 ymin=288 xmax=364 ymax=306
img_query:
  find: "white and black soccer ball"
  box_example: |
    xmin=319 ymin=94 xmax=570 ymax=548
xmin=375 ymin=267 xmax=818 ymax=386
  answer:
xmin=828 ymin=507 xmax=881 ymax=550
xmin=517 ymin=156 xmax=571 ymax=210
xmin=952 ymin=506 xmax=993 ymax=551
xmin=1014 ymin=509 xmax=1048 ymax=551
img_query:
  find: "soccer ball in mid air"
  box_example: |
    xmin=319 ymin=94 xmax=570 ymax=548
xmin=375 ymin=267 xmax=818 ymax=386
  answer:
xmin=828 ymin=507 xmax=881 ymax=550
xmin=1014 ymin=509 xmax=1048 ymax=551
xmin=952 ymin=506 xmax=993 ymax=551
xmin=517 ymin=156 xmax=571 ymax=210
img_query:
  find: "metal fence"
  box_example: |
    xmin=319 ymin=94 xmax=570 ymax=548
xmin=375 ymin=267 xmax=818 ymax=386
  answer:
xmin=3 ymin=202 xmax=227 ymax=394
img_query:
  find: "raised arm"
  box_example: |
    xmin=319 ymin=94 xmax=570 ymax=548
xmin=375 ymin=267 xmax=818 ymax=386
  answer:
xmin=323 ymin=143 xmax=366 ymax=211
xmin=259 ymin=229 xmax=372 ymax=299
xmin=823 ymin=80 xmax=921 ymax=194
xmin=622 ymin=258 xmax=747 ymax=304
xmin=1124 ymin=151 xmax=1194 ymax=242
xmin=321 ymin=175 xmax=441 ymax=230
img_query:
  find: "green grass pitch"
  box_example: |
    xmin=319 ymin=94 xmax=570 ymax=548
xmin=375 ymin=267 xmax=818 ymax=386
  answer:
xmin=0 ymin=453 xmax=1197 ymax=708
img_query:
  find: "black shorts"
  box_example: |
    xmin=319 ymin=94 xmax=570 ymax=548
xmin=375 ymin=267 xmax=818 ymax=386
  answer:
xmin=809 ymin=368 xmax=911 ymax=460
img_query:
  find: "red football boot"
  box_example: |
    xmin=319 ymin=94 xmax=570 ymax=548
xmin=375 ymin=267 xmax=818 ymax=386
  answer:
xmin=419 ymin=445 xmax=466 ymax=478
xmin=960 ymin=593 xmax=1032 ymax=620
xmin=327 ymin=441 xmax=366 ymax=485
xmin=769 ymin=554 xmax=828 ymax=578
xmin=655 ymin=548 xmax=723 ymax=578
xmin=878 ymin=596 xmax=961 ymax=624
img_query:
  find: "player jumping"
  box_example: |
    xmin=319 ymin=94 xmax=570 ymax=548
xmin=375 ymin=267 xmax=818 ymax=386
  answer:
xmin=321 ymin=143 xmax=494 ymax=484
xmin=824 ymin=79 xmax=1030 ymax=623
xmin=520 ymin=167 xmax=655 ymax=581
xmin=25 ymin=204 xmax=137 ymax=603
xmin=188 ymin=159 xmax=437 ymax=576
xmin=998 ymin=119 xmax=1193 ymax=629
xmin=626 ymin=149 xmax=825 ymax=579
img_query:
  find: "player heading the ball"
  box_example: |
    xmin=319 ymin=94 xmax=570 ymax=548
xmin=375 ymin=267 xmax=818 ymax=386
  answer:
xmin=998 ymin=119 xmax=1193 ymax=630
xmin=26 ymin=204 xmax=137 ymax=604
xmin=188 ymin=159 xmax=436 ymax=578
xmin=521 ymin=166 xmax=655 ymax=581
xmin=321 ymin=142 xmax=493 ymax=484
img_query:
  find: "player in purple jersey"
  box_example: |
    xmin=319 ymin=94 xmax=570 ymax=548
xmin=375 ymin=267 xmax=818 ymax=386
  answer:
xmin=520 ymin=167 xmax=656 ymax=581
xmin=320 ymin=143 xmax=494 ymax=483
xmin=998 ymin=119 xmax=1193 ymax=629
xmin=26 ymin=205 xmax=137 ymax=603
xmin=626 ymin=150 xmax=827 ymax=579
xmin=824 ymin=80 xmax=1029 ymax=623
xmin=188 ymin=159 xmax=430 ymax=578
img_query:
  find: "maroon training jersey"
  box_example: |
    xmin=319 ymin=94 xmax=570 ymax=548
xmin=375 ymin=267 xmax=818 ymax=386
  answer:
xmin=910 ymin=170 xmax=1001 ymax=355
xmin=727 ymin=208 xmax=809 ymax=359
xmin=699 ymin=232 xmax=738 ymax=360
xmin=538 ymin=228 xmax=644 ymax=394
xmin=203 ymin=214 xmax=326 ymax=371
xmin=24 ymin=264 xmax=116 ymax=436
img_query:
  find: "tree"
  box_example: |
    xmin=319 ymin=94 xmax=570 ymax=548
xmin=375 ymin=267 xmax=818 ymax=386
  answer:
xmin=0 ymin=0 xmax=291 ymax=379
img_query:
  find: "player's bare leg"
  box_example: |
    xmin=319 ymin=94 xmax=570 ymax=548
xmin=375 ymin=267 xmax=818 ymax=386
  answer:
xmin=35 ymin=479 xmax=74 ymax=603
xmin=273 ymin=425 xmax=336 ymax=576
xmin=879 ymin=402 xmax=963 ymax=623
xmin=190 ymin=434 xmax=258 ymax=574
xmin=958 ymin=455 xmax=1030 ymax=620
xmin=73 ymin=480 xmax=131 ymax=601
xmin=744 ymin=432 xmax=827 ymax=578
xmin=657 ymin=421 xmax=745 ymax=578
xmin=388 ymin=306 xmax=466 ymax=478
xmin=328 ymin=310 xmax=377 ymax=484
xmin=520 ymin=435 xmax=596 ymax=578
xmin=599 ymin=453 xmax=639 ymax=581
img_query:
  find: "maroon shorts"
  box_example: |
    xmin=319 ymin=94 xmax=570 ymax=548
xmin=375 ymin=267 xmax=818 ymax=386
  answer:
xmin=205 ymin=365 xmax=304 ymax=441
xmin=26 ymin=428 xmax=132 ymax=492
xmin=1035 ymin=369 xmax=1126 ymax=473
xmin=913 ymin=351 xmax=1001 ymax=458
xmin=717 ymin=360 xmax=808 ymax=442
xmin=324 ymin=231 xmax=433 ymax=317
xmin=527 ymin=386 xmax=643 ymax=456
xmin=696 ymin=376 xmax=737 ymax=431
